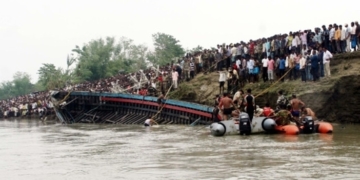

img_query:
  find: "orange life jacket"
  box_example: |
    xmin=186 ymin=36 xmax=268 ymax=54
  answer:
xmin=263 ymin=107 xmax=272 ymax=117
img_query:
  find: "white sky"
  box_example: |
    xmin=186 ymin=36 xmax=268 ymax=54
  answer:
xmin=0 ymin=0 xmax=358 ymax=83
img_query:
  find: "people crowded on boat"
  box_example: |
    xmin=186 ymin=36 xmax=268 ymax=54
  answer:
xmin=0 ymin=91 xmax=53 ymax=119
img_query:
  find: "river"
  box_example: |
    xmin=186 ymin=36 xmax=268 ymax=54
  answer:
xmin=0 ymin=119 xmax=358 ymax=180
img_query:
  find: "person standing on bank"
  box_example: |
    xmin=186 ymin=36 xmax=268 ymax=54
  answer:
xmin=244 ymin=89 xmax=255 ymax=122
xmin=322 ymin=46 xmax=333 ymax=78
xmin=310 ymin=50 xmax=320 ymax=81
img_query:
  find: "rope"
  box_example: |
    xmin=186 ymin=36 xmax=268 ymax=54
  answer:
xmin=151 ymin=83 xmax=174 ymax=122
xmin=57 ymin=91 xmax=72 ymax=106
xmin=254 ymin=67 xmax=295 ymax=98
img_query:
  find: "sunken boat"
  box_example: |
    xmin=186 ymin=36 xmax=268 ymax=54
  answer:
xmin=50 ymin=91 xmax=215 ymax=125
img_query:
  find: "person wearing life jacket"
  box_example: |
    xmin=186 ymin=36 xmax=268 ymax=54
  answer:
xmin=244 ymin=89 xmax=255 ymax=122
xmin=275 ymin=105 xmax=294 ymax=126
xmin=261 ymin=103 xmax=275 ymax=117
xmin=276 ymin=90 xmax=289 ymax=111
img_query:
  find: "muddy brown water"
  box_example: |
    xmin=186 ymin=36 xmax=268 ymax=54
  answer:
xmin=0 ymin=119 xmax=359 ymax=180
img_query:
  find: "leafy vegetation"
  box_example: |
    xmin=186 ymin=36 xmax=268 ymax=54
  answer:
xmin=0 ymin=72 xmax=36 ymax=100
xmin=0 ymin=32 xmax=191 ymax=98
xmin=146 ymin=33 xmax=185 ymax=66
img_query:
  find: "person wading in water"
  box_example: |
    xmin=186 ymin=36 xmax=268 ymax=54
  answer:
xmin=144 ymin=117 xmax=156 ymax=127
xmin=244 ymin=89 xmax=255 ymax=122
xmin=218 ymin=92 xmax=238 ymax=120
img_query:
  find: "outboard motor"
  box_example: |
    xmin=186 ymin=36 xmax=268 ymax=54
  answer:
xmin=239 ymin=112 xmax=251 ymax=135
xmin=210 ymin=122 xmax=226 ymax=136
xmin=302 ymin=116 xmax=315 ymax=134
xmin=262 ymin=118 xmax=277 ymax=133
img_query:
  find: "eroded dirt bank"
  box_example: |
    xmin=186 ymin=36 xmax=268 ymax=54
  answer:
xmin=170 ymin=51 xmax=360 ymax=123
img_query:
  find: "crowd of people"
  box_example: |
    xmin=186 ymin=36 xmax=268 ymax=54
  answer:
xmin=0 ymin=91 xmax=53 ymax=119
xmin=211 ymin=21 xmax=359 ymax=123
xmin=0 ymin=63 xmax=183 ymax=119
xmin=1 ymin=20 xmax=359 ymax=120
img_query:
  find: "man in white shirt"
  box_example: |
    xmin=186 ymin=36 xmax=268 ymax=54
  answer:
xmin=322 ymin=47 xmax=333 ymax=78
xmin=339 ymin=25 xmax=346 ymax=53
xmin=247 ymin=58 xmax=255 ymax=83
xmin=171 ymin=69 xmax=179 ymax=89
xmin=299 ymin=54 xmax=307 ymax=82
xmin=219 ymin=69 xmax=227 ymax=94
xmin=144 ymin=117 xmax=156 ymax=127
xmin=345 ymin=24 xmax=351 ymax=52
xmin=230 ymin=44 xmax=237 ymax=62
xmin=261 ymin=56 xmax=269 ymax=82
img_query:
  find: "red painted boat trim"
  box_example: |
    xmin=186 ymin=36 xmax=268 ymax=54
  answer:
xmin=101 ymin=97 xmax=212 ymax=118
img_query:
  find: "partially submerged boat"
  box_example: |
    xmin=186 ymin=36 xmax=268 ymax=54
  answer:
xmin=50 ymin=91 xmax=215 ymax=125
xmin=210 ymin=112 xmax=333 ymax=136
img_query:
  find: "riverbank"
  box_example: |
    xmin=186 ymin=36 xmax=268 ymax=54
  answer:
xmin=169 ymin=51 xmax=360 ymax=123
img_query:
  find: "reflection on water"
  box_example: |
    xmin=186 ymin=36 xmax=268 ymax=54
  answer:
xmin=0 ymin=120 xmax=358 ymax=180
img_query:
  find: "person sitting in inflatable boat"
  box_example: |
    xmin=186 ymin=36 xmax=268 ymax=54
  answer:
xmin=260 ymin=103 xmax=275 ymax=117
xmin=274 ymin=105 xmax=302 ymax=126
xmin=300 ymin=106 xmax=316 ymax=120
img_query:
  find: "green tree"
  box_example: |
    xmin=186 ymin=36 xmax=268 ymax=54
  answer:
xmin=37 ymin=62 xmax=73 ymax=90
xmin=12 ymin=72 xmax=33 ymax=96
xmin=147 ymin=33 xmax=185 ymax=66
xmin=0 ymin=81 xmax=15 ymax=100
xmin=72 ymin=37 xmax=147 ymax=82
xmin=38 ymin=63 xmax=61 ymax=90
xmin=0 ymin=72 xmax=33 ymax=100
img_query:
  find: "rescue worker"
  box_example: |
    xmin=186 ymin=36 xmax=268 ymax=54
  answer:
xmin=218 ymin=92 xmax=238 ymax=120
xmin=276 ymin=90 xmax=288 ymax=111
xmin=244 ymin=89 xmax=255 ymax=122
xmin=275 ymin=105 xmax=293 ymax=126
xmin=290 ymin=94 xmax=305 ymax=123
xmin=261 ymin=103 xmax=275 ymax=117
xmin=301 ymin=106 xmax=316 ymax=120
xmin=144 ymin=117 xmax=156 ymax=127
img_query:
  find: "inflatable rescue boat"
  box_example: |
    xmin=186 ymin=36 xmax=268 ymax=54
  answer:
xmin=210 ymin=112 xmax=333 ymax=136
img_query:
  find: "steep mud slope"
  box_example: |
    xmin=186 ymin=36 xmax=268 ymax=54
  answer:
xmin=170 ymin=51 xmax=360 ymax=122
